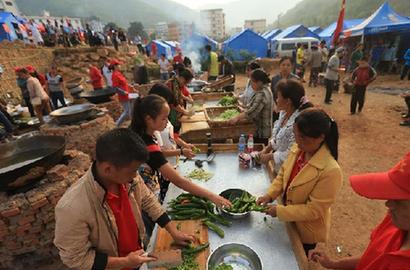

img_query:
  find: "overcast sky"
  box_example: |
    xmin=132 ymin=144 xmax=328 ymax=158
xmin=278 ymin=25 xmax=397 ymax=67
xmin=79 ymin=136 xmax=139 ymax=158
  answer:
xmin=172 ymin=0 xmax=236 ymax=9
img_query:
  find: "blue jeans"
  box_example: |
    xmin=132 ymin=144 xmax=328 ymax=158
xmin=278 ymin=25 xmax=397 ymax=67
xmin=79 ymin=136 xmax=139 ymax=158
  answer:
xmin=160 ymin=73 xmax=169 ymax=81
xmin=50 ymin=91 xmax=67 ymax=109
xmin=116 ymin=100 xmax=133 ymax=127
xmin=0 ymin=110 xmax=13 ymax=134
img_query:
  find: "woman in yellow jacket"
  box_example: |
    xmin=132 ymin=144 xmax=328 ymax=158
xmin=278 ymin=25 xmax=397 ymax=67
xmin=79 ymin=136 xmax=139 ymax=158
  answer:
xmin=257 ymin=108 xmax=342 ymax=255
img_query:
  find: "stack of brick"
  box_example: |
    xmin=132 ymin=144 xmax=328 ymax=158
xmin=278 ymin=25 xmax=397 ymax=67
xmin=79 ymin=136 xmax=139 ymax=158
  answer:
xmin=0 ymin=150 xmax=91 ymax=269
xmin=39 ymin=114 xmax=115 ymax=158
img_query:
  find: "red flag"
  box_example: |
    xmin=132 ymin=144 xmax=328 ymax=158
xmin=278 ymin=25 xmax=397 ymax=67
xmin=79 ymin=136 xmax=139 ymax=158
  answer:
xmin=332 ymin=0 xmax=345 ymax=46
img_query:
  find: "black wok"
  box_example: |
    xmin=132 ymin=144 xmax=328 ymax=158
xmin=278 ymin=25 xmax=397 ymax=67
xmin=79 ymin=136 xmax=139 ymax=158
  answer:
xmin=79 ymin=87 xmax=117 ymax=104
xmin=50 ymin=103 xmax=96 ymax=124
xmin=0 ymin=135 xmax=66 ymax=191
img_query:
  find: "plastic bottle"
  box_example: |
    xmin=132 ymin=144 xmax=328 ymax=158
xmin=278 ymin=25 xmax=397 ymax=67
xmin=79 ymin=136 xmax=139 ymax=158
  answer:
xmin=247 ymin=134 xmax=254 ymax=153
xmin=238 ymin=134 xmax=246 ymax=153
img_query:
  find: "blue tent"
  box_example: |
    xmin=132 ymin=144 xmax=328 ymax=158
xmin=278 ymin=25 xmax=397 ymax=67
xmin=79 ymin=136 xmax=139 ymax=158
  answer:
xmin=262 ymin=29 xmax=282 ymax=41
xmin=272 ymin=25 xmax=319 ymax=41
xmin=0 ymin=12 xmax=21 ymax=41
xmin=222 ymin=29 xmax=268 ymax=60
xmin=343 ymin=2 xmax=410 ymax=37
xmin=146 ymin=40 xmax=172 ymax=58
xmin=308 ymin=26 xmax=323 ymax=34
xmin=163 ymin=40 xmax=180 ymax=56
xmin=181 ymin=32 xmax=217 ymax=52
xmin=319 ymin=19 xmax=364 ymax=44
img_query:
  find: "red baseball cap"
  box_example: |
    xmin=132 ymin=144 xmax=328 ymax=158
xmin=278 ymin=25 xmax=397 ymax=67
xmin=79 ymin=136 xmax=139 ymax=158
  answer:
xmin=109 ymin=59 xmax=122 ymax=66
xmin=14 ymin=66 xmax=22 ymax=72
xmin=350 ymin=153 xmax=410 ymax=200
xmin=26 ymin=65 xmax=36 ymax=73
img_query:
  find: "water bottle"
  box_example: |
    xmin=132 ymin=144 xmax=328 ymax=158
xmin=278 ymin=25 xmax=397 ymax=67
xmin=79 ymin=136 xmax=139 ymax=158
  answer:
xmin=238 ymin=134 xmax=246 ymax=153
xmin=247 ymin=134 xmax=254 ymax=153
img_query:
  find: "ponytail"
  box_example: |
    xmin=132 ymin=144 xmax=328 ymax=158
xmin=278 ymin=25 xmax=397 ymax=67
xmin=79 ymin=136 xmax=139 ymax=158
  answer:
xmin=295 ymin=108 xmax=339 ymax=160
xmin=130 ymin=95 xmax=167 ymax=136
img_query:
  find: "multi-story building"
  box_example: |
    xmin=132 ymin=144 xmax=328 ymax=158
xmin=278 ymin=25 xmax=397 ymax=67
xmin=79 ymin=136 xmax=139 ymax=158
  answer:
xmin=0 ymin=0 xmax=20 ymax=15
xmin=200 ymin=8 xmax=225 ymax=41
xmin=228 ymin=27 xmax=243 ymax=35
xmin=244 ymin=19 xmax=267 ymax=33
xmin=167 ymin=22 xmax=180 ymax=41
xmin=155 ymin=22 xmax=168 ymax=40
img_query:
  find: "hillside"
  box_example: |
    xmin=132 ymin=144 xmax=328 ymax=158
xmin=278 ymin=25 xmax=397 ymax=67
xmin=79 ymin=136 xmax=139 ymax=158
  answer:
xmin=15 ymin=0 xmax=197 ymax=27
xmin=276 ymin=0 xmax=410 ymax=28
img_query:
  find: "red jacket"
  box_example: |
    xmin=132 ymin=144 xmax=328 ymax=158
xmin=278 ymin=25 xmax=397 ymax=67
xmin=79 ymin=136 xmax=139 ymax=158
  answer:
xmin=112 ymin=70 xmax=129 ymax=102
xmin=89 ymin=66 xmax=104 ymax=90
xmin=352 ymin=66 xmax=377 ymax=86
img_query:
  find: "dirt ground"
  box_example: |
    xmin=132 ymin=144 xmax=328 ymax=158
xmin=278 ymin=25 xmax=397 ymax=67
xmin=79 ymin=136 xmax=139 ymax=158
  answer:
xmin=33 ymin=70 xmax=410 ymax=270
xmin=235 ymin=70 xmax=410 ymax=268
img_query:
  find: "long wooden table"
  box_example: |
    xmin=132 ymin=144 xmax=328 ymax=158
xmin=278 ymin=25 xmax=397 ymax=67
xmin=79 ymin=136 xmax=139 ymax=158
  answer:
xmin=147 ymin=144 xmax=309 ymax=270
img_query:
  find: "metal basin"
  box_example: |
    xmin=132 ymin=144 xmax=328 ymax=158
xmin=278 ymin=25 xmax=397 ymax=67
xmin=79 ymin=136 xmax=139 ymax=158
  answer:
xmin=188 ymin=79 xmax=208 ymax=92
xmin=50 ymin=103 xmax=96 ymax=125
xmin=79 ymin=87 xmax=116 ymax=104
xmin=207 ymin=243 xmax=262 ymax=270
xmin=0 ymin=135 xmax=66 ymax=191
xmin=219 ymin=189 xmax=252 ymax=219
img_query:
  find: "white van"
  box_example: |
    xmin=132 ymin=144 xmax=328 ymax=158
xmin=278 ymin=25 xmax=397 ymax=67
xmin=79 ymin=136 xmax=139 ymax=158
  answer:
xmin=272 ymin=37 xmax=320 ymax=58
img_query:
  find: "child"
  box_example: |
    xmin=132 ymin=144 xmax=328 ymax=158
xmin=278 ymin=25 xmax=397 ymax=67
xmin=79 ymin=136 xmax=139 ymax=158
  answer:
xmin=350 ymin=56 xmax=377 ymax=114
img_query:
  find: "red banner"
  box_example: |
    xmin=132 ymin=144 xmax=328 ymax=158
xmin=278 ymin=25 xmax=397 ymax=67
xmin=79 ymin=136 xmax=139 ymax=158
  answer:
xmin=332 ymin=0 xmax=346 ymax=46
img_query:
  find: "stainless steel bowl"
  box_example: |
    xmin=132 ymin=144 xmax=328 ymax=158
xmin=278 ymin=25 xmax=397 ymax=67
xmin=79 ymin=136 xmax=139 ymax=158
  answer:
xmin=219 ymin=189 xmax=252 ymax=219
xmin=207 ymin=243 xmax=262 ymax=270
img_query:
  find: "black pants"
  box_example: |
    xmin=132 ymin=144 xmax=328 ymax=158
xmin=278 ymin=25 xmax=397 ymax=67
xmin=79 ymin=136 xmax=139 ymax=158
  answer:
xmin=309 ymin=67 xmax=321 ymax=86
xmin=50 ymin=91 xmax=66 ymax=109
xmin=401 ymin=65 xmax=410 ymax=80
xmin=324 ymin=79 xmax=335 ymax=103
xmin=404 ymin=96 xmax=410 ymax=117
xmin=351 ymin=85 xmax=367 ymax=113
xmin=303 ymin=243 xmax=317 ymax=256
xmin=23 ymin=96 xmax=35 ymax=117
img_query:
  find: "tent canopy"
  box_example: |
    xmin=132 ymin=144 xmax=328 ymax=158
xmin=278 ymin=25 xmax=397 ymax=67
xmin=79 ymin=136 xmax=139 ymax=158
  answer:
xmin=343 ymin=2 xmax=410 ymax=37
xmin=319 ymin=18 xmax=363 ymax=44
xmin=0 ymin=12 xmax=22 ymax=41
xmin=222 ymin=28 xmax=268 ymax=60
xmin=163 ymin=40 xmax=180 ymax=56
xmin=146 ymin=40 xmax=172 ymax=58
xmin=262 ymin=28 xmax=282 ymax=40
xmin=308 ymin=26 xmax=323 ymax=34
xmin=273 ymin=24 xmax=319 ymax=40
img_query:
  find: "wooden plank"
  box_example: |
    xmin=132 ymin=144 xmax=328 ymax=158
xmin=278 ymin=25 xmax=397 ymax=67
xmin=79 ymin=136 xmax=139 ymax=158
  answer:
xmin=180 ymin=112 xmax=206 ymax=123
xmin=285 ymin=222 xmax=309 ymax=270
xmin=192 ymin=92 xmax=232 ymax=101
xmin=153 ymin=220 xmax=210 ymax=270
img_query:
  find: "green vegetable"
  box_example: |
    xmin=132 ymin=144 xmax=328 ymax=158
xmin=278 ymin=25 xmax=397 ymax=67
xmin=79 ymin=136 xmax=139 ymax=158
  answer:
xmin=182 ymin=243 xmax=210 ymax=255
xmin=169 ymin=243 xmax=209 ymax=270
xmin=225 ymin=191 xmax=268 ymax=214
xmin=218 ymin=95 xmax=236 ymax=106
xmin=214 ymin=263 xmax=234 ymax=270
xmin=192 ymin=146 xmax=201 ymax=154
xmin=176 ymin=223 xmax=182 ymax=231
xmin=186 ymin=168 xmax=213 ymax=182
xmin=203 ymin=219 xmax=224 ymax=238
xmin=214 ymin=109 xmax=240 ymax=121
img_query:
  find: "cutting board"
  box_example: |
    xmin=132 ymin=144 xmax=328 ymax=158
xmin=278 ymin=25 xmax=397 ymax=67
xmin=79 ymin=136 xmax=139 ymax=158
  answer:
xmin=153 ymin=220 xmax=210 ymax=270
xmin=180 ymin=112 xmax=207 ymax=123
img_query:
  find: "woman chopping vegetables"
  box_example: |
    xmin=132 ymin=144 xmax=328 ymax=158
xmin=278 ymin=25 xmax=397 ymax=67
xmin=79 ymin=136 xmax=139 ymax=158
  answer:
xmin=257 ymin=108 xmax=342 ymax=255
xmin=229 ymin=69 xmax=273 ymax=144
xmin=130 ymin=94 xmax=231 ymax=235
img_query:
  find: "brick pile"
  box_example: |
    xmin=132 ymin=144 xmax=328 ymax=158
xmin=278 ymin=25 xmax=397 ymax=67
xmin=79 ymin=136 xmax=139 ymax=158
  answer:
xmin=0 ymin=150 xmax=91 ymax=269
xmin=39 ymin=114 xmax=115 ymax=158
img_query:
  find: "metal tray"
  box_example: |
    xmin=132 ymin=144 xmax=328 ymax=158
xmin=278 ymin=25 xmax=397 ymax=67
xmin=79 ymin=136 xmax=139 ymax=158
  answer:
xmin=207 ymin=243 xmax=262 ymax=270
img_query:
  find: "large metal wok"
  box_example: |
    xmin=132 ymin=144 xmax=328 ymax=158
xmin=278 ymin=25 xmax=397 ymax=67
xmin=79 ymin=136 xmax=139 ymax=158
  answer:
xmin=188 ymin=80 xmax=209 ymax=92
xmin=0 ymin=135 xmax=66 ymax=191
xmin=79 ymin=87 xmax=117 ymax=104
xmin=66 ymin=77 xmax=84 ymax=98
xmin=50 ymin=103 xmax=96 ymax=125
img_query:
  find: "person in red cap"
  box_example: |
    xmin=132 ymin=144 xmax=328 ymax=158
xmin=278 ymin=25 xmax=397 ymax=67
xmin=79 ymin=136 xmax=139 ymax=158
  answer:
xmin=310 ymin=153 xmax=410 ymax=269
xmin=110 ymin=59 xmax=134 ymax=127
xmin=26 ymin=65 xmax=47 ymax=88
xmin=88 ymin=64 xmax=104 ymax=91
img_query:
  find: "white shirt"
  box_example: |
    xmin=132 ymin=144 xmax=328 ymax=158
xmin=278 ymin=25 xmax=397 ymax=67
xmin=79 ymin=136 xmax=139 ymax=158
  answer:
xmin=154 ymin=121 xmax=177 ymax=165
xmin=158 ymin=58 xmax=169 ymax=74
xmin=102 ymin=65 xmax=112 ymax=87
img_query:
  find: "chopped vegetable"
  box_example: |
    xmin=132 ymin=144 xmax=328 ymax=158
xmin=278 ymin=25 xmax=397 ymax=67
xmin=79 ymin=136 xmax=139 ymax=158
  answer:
xmin=169 ymin=243 xmax=209 ymax=270
xmin=186 ymin=168 xmax=213 ymax=182
xmin=218 ymin=95 xmax=236 ymax=106
xmin=214 ymin=109 xmax=240 ymax=121
xmin=225 ymin=191 xmax=268 ymax=214
xmin=176 ymin=223 xmax=182 ymax=231
xmin=192 ymin=146 xmax=201 ymax=154
xmin=214 ymin=263 xmax=234 ymax=270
